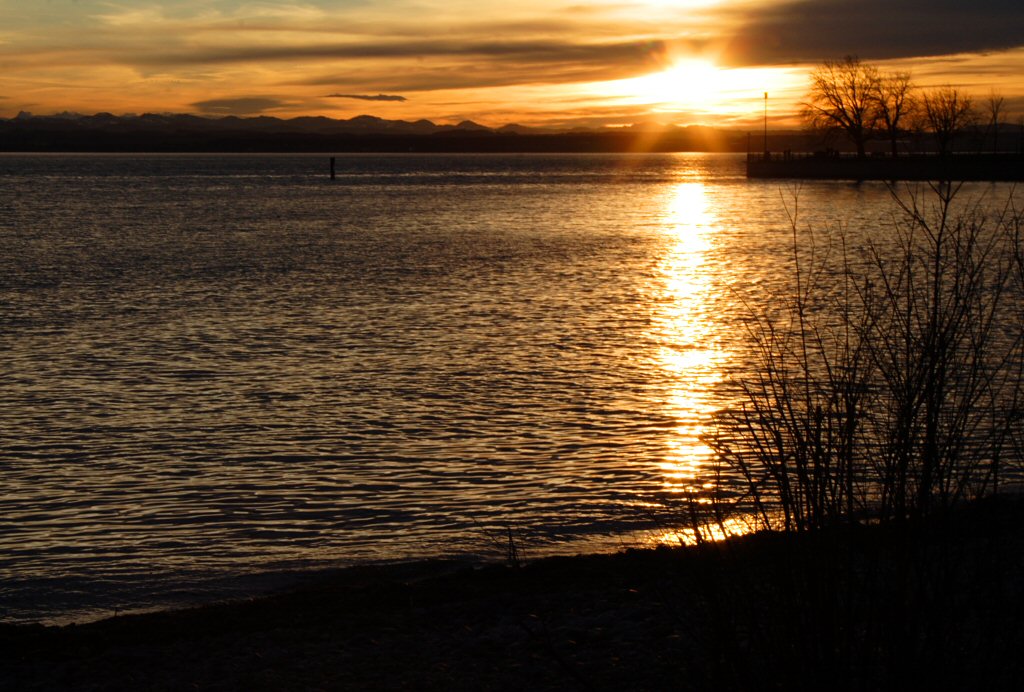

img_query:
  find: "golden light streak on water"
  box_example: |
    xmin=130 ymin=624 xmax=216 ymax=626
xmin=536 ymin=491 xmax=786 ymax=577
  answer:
xmin=651 ymin=513 xmax=759 ymax=547
xmin=652 ymin=181 xmax=726 ymax=496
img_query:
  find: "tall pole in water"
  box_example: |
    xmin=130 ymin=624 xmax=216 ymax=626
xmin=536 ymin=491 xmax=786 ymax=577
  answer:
xmin=763 ymin=92 xmax=768 ymax=157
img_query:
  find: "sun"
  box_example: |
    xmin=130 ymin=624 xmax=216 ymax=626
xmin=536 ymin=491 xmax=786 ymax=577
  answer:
xmin=599 ymin=59 xmax=807 ymax=124
xmin=647 ymin=60 xmax=723 ymax=109
xmin=608 ymin=59 xmax=726 ymax=112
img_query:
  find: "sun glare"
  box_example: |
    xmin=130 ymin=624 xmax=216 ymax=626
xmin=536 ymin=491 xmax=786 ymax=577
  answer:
xmin=653 ymin=61 xmax=722 ymax=110
xmin=608 ymin=60 xmax=723 ymax=111
xmin=635 ymin=0 xmax=725 ymax=8
xmin=602 ymin=60 xmax=807 ymax=123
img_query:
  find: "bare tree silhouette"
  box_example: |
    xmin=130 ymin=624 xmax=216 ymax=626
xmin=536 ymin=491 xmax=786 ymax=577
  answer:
xmin=803 ymin=56 xmax=880 ymax=158
xmin=874 ymin=71 xmax=915 ymax=157
xmin=987 ymin=90 xmax=1006 ymax=153
xmin=921 ymin=87 xmax=976 ymax=156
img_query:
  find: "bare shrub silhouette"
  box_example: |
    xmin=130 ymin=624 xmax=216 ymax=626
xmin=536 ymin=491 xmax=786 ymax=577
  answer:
xmin=704 ymin=182 xmax=1023 ymax=532
xmin=677 ymin=184 xmax=1024 ymax=691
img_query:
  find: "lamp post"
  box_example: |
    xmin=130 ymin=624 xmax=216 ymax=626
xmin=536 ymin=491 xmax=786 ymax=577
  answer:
xmin=763 ymin=92 xmax=769 ymax=158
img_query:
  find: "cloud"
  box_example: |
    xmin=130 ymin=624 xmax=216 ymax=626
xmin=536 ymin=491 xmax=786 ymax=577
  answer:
xmin=726 ymin=0 xmax=1024 ymax=65
xmin=325 ymin=93 xmax=407 ymax=102
xmin=191 ymin=96 xmax=290 ymax=115
xmin=0 ymin=35 xmax=677 ymax=92
xmin=301 ymin=60 xmax=645 ymax=93
xmin=4 ymin=0 xmax=1023 ymax=127
xmin=130 ymin=38 xmax=668 ymax=70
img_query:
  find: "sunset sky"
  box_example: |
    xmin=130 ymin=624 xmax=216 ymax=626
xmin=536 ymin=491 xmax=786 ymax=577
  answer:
xmin=2 ymin=0 xmax=1022 ymax=128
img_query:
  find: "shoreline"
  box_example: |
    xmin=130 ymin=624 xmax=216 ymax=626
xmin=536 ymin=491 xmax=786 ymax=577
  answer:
xmin=7 ymin=496 xmax=1024 ymax=690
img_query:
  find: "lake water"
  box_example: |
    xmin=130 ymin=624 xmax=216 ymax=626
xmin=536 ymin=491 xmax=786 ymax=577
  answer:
xmin=1 ymin=153 xmax=1018 ymax=624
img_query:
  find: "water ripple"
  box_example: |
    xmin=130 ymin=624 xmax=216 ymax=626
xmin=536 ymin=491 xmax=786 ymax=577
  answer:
xmin=1 ymin=153 xmax=1017 ymax=623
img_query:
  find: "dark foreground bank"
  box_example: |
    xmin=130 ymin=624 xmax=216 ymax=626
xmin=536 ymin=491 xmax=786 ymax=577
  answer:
xmin=5 ymin=496 xmax=1024 ymax=692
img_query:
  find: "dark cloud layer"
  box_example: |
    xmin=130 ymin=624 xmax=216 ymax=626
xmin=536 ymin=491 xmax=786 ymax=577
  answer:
xmin=191 ymin=97 xmax=288 ymax=115
xmin=325 ymin=93 xmax=407 ymax=102
xmin=727 ymin=0 xmax=1024 ymax=65
xmin=302 ymin=61 xmax=638 ymax=93
xmin=132 ymin=38 xmax=666 ymax=70
xmin=122 ymin=37 xmax=678 ymax=94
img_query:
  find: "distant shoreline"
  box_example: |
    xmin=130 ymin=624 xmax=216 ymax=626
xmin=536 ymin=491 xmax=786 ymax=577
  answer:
xmin=0 ymin=114 xmax=746 ymax=153
xmin=0 ymin=132 xmax=748 ymax=154
xmin=6 ymin=112 xmax=1024 ymax=158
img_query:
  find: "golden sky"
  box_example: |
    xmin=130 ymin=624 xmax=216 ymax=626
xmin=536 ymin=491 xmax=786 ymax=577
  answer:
xmin=2 ymin=0 xmax=1022 ymax=127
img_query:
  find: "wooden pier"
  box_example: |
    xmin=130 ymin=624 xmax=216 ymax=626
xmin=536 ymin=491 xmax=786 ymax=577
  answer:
xmin=747 ymin=152 xmax=1024 ymax=181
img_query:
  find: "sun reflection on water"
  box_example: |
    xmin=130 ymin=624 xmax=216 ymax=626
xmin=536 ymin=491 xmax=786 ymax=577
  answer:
xmin=652 ymin=515 xmax=758 ymax=547
xmin=651 ymin=181 xmax=726 ymax=496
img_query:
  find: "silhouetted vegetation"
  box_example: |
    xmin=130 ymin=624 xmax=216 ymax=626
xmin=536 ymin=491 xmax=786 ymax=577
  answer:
xmin=667 ymin=182 xmax=1024 ymax=689
xmin=803 ymin=56 xmax=886 ymax=158
xmin=804 ymin=56 xmax=1014 ymax=157
xmin=921 ymin=87 xmax=977 ymax=157
xmin=700 ymin=182 xmax=1023 ymax=532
